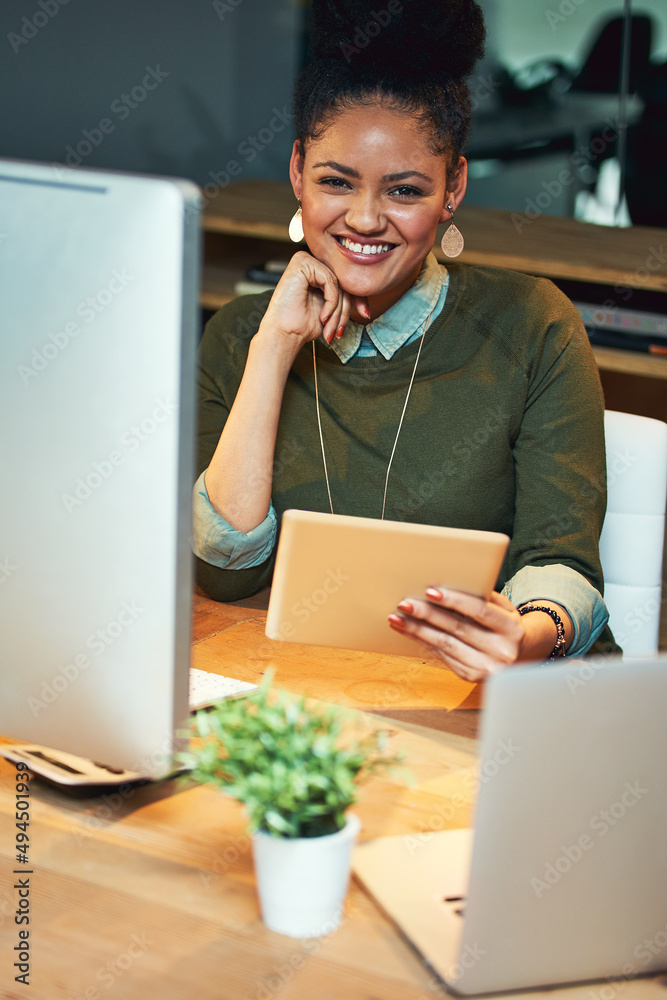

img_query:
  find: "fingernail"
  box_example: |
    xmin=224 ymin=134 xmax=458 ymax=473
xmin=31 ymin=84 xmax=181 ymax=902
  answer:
xmin=336 ymin=325 xmax=345 ymax=339
xmin=397 ymin=601 xmax=413 ymax=614
xmin=388 ymin=613 xmax=406 ymax=628
xmin=426 ymin=588 xmax=443 ymax=601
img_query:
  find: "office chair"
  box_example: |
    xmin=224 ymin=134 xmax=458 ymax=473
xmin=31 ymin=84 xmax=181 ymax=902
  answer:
xmin=599 ymin=410 xmax=667 ymax=657
xmin=571 ymin=14 xmax=653 ymax=94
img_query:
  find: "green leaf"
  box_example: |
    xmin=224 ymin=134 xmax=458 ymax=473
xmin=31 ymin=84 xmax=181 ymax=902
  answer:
xmin=180 ymin=675 xmax=408 ymax=836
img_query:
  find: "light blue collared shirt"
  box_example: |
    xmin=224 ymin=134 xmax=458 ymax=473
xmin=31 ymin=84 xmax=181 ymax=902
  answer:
xmin=326 ymin=252 xmax=448 ymax=362
xmin=192 ymin=254 xmax=610 ymax=655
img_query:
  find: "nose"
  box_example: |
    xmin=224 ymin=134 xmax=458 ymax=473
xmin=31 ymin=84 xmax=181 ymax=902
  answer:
xmin=344 ymin=191 xmax=385 ymax=234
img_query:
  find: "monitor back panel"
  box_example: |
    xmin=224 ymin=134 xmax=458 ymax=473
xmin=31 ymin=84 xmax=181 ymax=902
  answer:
xmin=0 ymin=161 xmax=200 ymax=777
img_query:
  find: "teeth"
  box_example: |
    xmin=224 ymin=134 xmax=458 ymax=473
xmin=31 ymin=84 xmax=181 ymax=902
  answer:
xmin=339 ymin=237 xmax=390 ymax=254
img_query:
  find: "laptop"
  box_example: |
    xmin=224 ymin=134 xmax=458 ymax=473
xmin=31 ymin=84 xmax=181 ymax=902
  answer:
xmin=0 ymin=158 xmax=253 ymax=784
xmin=353 ymin=655 xmax=667 ymax=994
xmin=266 ymin=509 xmax=509 ymax=656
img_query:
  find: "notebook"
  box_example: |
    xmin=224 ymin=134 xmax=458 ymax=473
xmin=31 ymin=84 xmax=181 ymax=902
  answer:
xmin=353 ymin=655 xmax=667 ymax=994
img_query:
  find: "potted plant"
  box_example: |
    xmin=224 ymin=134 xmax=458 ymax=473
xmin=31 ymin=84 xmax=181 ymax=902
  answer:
xmin=180 ymin=672 xmax=403 ymax=938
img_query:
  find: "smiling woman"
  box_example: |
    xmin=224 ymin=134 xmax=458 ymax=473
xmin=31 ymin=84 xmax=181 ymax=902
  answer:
xmin=193 ymin=0 xmax=620 ymax=679
xmin=290 ymin=104 xmax=463 ymax=320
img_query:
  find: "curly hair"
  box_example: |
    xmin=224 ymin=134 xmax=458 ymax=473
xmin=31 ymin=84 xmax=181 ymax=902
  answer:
xmin=293 ymin=0 xmax=486 ymax=177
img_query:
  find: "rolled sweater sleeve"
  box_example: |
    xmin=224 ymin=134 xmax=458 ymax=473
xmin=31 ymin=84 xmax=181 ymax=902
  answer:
xmin=193 ymin=471 xmax=277 ymax=570
xmin=502 ymin=563 xmax=609 ymax=657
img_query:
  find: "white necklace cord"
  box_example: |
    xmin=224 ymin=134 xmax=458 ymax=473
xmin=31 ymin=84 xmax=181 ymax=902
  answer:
xmin=312 ymin=340 xmax=334 ymax=515
xmin=380 ymin=326 xmax=427 ymax=520
xmin=313 ymin=299 xmax=437 ymax=519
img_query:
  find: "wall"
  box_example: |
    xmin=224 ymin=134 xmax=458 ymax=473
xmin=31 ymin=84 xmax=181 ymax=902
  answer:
xmin=495 ymin=0 xmax=667 ymax=72
xmin=0 ymin=0 xmax=302 ymax=187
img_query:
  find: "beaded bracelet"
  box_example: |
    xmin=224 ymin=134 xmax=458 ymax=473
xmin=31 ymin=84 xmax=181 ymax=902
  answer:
xmin=518 ymin=603 xmax=566 ymax=659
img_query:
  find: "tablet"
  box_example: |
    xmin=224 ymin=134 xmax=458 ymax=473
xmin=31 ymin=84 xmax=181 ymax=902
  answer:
xmin=265 ymin=510 xmax=510 ymax=657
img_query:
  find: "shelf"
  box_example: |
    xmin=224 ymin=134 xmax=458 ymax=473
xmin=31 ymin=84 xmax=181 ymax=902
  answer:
xmin=201 ymin=231 xmax=293 ymax=312
xmin=203 ymin=180 xmax=295 ymax=241
xmin=200 ymin=180 xmax=667 ymax=386
xmin=592 ymin=345 xmax=667 ymax=380
xmin=203 ymin=180 xmax=667 ymax=293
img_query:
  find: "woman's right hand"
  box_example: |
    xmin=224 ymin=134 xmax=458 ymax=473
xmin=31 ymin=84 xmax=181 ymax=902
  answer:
xmin=259 ymin=250 xmax=369 ymax=349
xmin=204 ymin=251 xmax=369 ymax=534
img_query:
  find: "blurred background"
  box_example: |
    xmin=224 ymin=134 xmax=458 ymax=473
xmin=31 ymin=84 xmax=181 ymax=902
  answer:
xmin=1 ymin=0 xmax=665 ymax=227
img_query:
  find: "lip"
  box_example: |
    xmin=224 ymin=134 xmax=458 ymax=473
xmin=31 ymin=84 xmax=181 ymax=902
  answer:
xmin=332 ymin=234 xmax=397 ymax=263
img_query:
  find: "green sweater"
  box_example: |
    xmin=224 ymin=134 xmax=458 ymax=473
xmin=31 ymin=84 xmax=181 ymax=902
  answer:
xmin=196 ymin=263 xmax=617 ymax=652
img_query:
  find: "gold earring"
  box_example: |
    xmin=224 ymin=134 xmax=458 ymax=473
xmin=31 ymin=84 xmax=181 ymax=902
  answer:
xmin=289 ymin=203 xmax=304 ymax=243
xmin=441 ymin=203 xmax=464 ymax=258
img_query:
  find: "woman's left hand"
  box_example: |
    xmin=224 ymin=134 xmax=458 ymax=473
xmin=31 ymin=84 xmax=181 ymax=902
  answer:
xmin=388 ymin=588 xmax=526 ymax=683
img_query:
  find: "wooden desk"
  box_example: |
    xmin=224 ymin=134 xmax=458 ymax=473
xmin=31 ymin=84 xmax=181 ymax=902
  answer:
xmin=0 ymin=597 xmax=661 ymax=999
xmin=191 ymin=590 xmax=483 ymax=741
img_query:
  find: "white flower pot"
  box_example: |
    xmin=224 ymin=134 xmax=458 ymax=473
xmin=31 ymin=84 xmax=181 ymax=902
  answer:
xmin=252 ymin=813 xmax=361 ymax=938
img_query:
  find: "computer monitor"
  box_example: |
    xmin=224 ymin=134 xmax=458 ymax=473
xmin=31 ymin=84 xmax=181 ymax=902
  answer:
xmin=0 ymin=159 xmax=200 ymax=779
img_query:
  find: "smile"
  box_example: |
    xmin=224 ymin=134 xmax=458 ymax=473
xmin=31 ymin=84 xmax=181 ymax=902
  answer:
xmin=334 ymin=236 xmax=395 ymax=256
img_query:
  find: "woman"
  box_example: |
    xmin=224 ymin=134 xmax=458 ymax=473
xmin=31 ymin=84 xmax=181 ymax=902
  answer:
xmin=194 ymin=0 xmax=618 ymax=680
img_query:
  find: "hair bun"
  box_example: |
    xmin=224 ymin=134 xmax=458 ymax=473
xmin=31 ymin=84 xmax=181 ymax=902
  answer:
xmin=311 ymin=0 xmax=485 ymax=82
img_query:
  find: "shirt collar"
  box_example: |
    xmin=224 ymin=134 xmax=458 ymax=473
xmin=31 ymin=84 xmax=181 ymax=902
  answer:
xmin=326 ymin=252 xmax=446 ymax=363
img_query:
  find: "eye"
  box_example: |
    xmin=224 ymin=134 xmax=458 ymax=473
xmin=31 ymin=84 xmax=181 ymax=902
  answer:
xmin=319 ymin=176 xmax=352 ymax=190
xmin=390 ymin=185 xmax=424 ymax=198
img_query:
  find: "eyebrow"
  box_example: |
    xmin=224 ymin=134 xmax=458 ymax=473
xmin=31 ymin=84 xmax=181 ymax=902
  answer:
xmin=311 ymin=161 xmax=433 ymax=184
xmin=382 ymin=170 xmax=433 ymax=184
xmin=312 ymin=161 xmax=360 ymax=178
